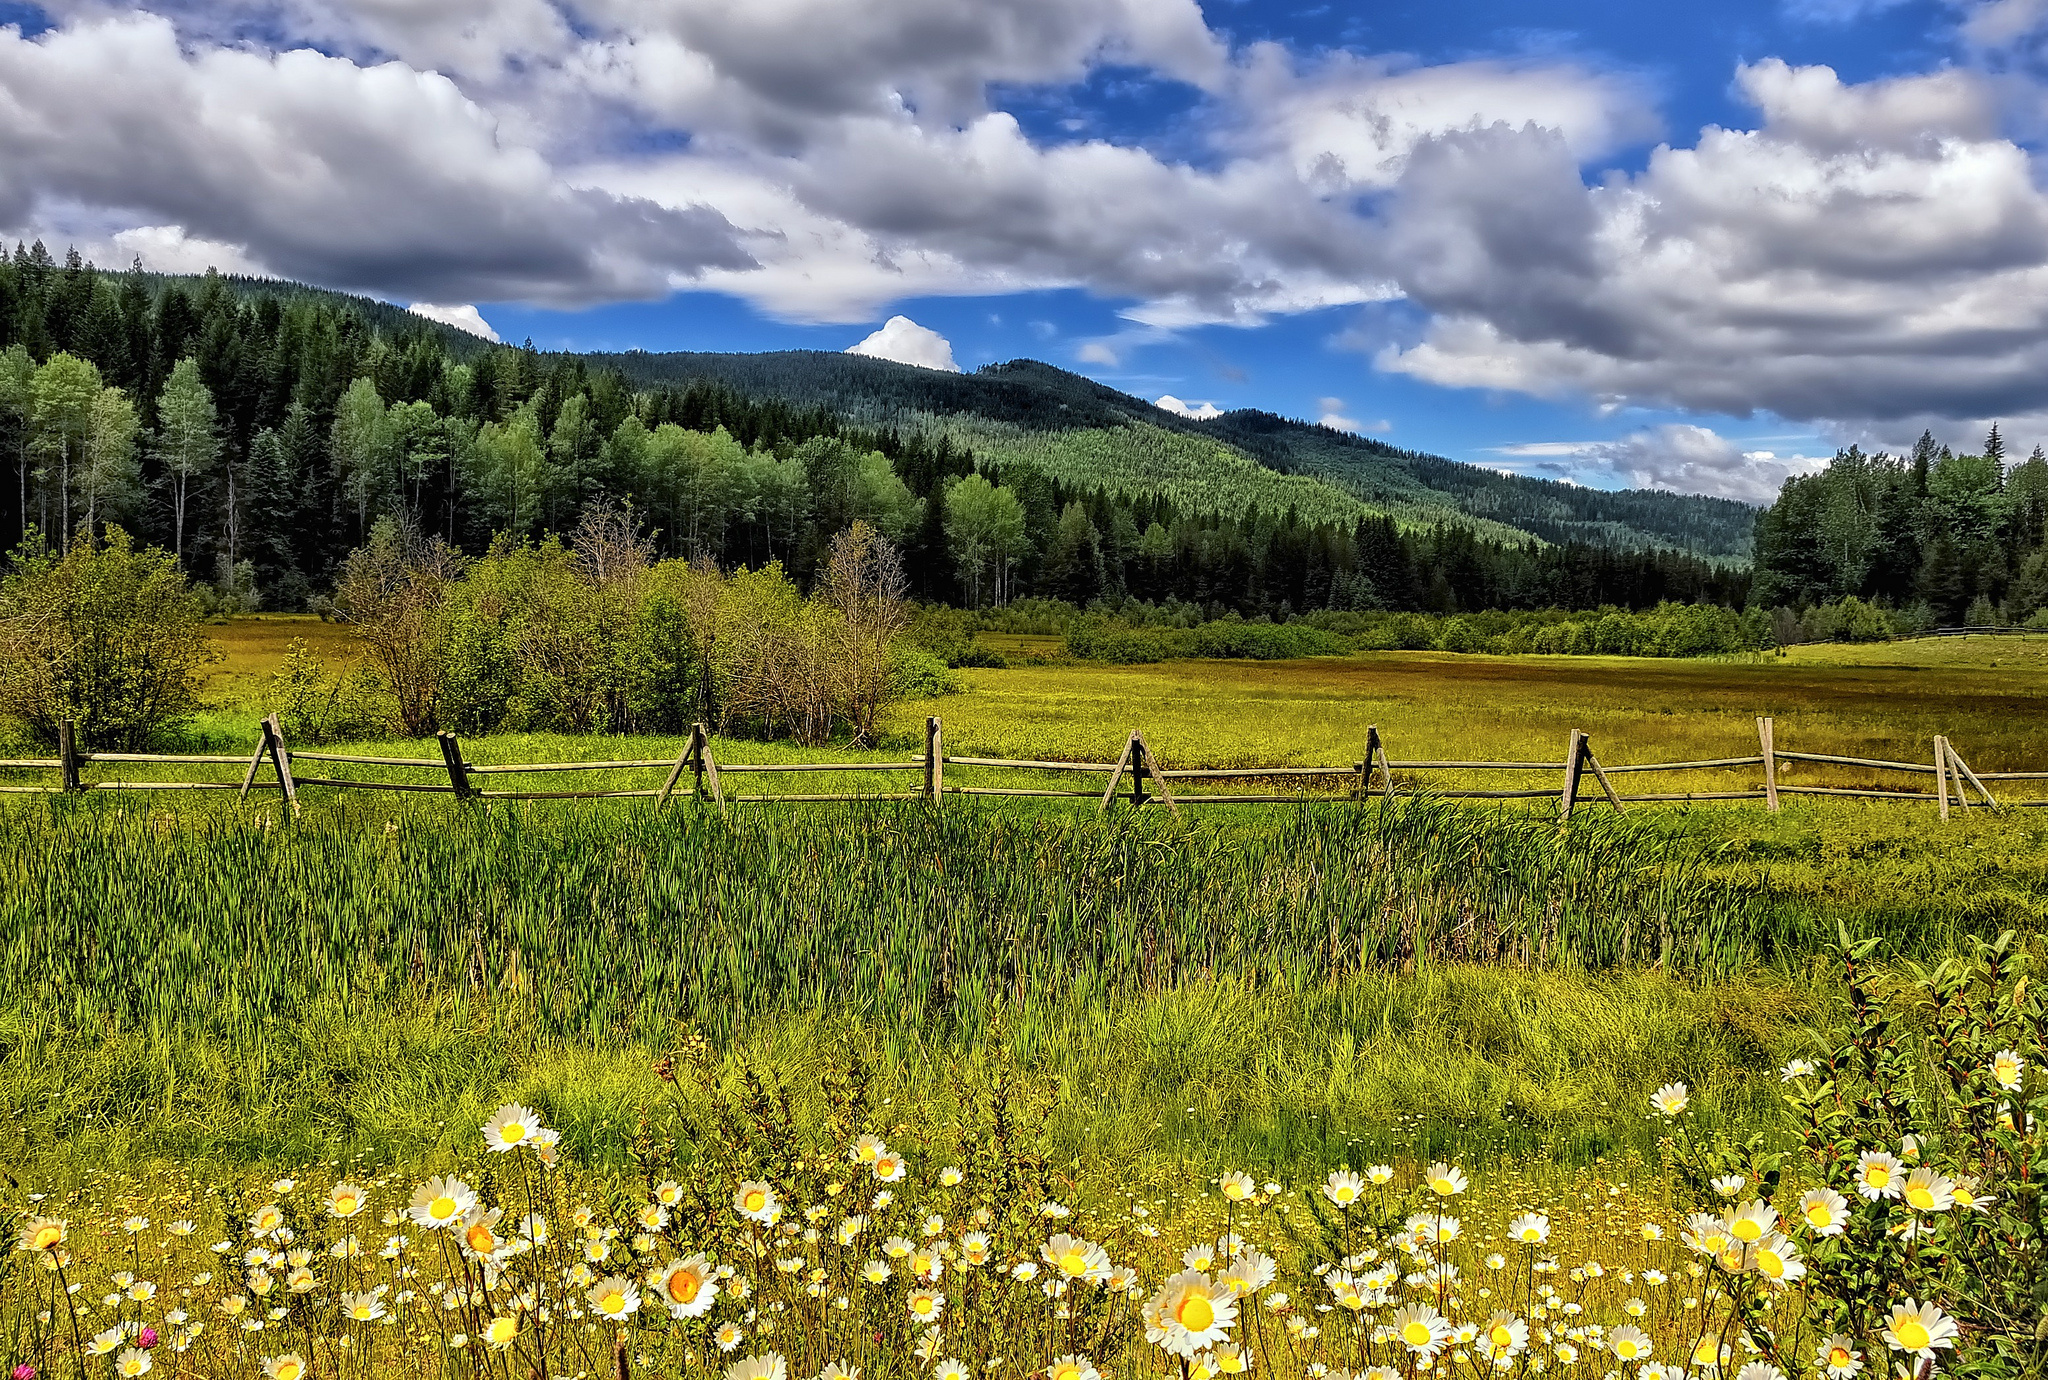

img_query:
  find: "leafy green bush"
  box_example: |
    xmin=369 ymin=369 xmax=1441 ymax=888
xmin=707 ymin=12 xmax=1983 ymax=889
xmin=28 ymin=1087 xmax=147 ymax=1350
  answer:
xmin=890 ymin=646 xmax=961 ymax=698
xmin=0 ymin=526 xmax=218 ymax=749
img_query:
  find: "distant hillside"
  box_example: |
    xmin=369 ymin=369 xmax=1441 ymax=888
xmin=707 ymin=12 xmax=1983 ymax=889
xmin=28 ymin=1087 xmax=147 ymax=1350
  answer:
xmin=593 ymin=350 xmax=1756 ymax=559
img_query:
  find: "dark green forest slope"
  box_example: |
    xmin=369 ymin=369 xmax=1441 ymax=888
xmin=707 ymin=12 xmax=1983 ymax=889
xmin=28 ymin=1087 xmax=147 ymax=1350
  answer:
xmin=0 ymin=250 xmax=1749 ymax=617
xmin=597 ymin=352 xmax=1757 ymax=557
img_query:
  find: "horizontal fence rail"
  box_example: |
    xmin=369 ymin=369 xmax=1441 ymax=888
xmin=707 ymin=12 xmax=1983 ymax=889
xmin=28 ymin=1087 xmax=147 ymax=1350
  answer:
xmin=1 ymin=714 xmax=2039 ymax=821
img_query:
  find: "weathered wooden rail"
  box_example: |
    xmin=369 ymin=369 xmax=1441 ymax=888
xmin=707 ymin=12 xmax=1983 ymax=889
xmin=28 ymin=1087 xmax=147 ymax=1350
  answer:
xmin=0 ymin=714 xmax=2037 ymax=821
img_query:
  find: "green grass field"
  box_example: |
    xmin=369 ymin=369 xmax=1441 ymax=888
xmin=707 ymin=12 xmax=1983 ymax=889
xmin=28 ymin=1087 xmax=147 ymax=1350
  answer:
xmin=5 ymin=618 xmax=2045 ymax=1378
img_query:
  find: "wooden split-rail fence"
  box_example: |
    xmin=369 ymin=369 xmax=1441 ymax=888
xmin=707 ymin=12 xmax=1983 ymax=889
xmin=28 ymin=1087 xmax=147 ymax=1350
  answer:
xmin=1 ymin=715 xmax=2041 ymax=821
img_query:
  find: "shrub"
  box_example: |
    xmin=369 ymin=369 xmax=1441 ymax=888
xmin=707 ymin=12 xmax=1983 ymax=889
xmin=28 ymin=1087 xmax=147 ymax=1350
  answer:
xmin=270 ymin=637 xmax=382 ymax=745
xmin=0 ymin=526 xmax=218 ymax=749
xmin=890 ymin=646 xmax=960 ymax=698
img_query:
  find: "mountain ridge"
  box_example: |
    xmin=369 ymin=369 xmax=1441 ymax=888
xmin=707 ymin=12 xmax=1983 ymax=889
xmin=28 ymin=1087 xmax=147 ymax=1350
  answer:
xmin=590 ymin=348 xmax=1758 ymax=560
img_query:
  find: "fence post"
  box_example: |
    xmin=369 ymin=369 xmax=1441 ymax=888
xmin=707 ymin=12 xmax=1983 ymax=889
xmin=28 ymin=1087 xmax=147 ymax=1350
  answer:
xmin=1560 ymin=728 xmax=1587 ymax=821
xmin=1097 ymin=735 xmax=1136 ymax=814
xmin=926 ymin=716 xmax=944 ymax=807
xmin=1582 ymin=738 xmax=1626 ymax=814
xmin=693 ymin=723 xmax=727 ymax=818
xmin=58 ymin=718 xmax=81 ymax=793
xmin=1363 ymin=724 xmax=1391 ymax=801
xmin=1757 ymin=716 xmax=1780 ymax=813
xmin=438 ymin=731 xmax=475 ymax=801
xmin=656 ymin=732 xmax=696 ymax=808
xmin=1132 ymin=731 xmax=1180 ymax=821
xmin=1948 ymin=740 xmax=1998 ymax=811
xmin=238 ymin=720 xmax=272 ymax=800
xmin=264 ymin=713 xmax=300 ymax=815
xmin=1130 ymin=735 xmax=1147 ymax=810
xmin=1934 ymin=735 xmax=1951 ymax=821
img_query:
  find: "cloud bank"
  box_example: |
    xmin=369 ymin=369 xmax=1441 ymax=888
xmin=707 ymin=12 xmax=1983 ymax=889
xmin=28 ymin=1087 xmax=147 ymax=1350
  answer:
xmin=8 ymin=1 xmax=2048 ymax=488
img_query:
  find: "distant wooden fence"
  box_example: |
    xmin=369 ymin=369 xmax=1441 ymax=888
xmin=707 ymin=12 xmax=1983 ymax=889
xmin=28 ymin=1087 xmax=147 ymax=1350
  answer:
xmin=2 ymin=715 xmax=2041 ymax=821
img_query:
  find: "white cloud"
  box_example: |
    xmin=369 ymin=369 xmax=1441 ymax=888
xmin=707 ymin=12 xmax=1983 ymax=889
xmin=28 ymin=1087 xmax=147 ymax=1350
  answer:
xmin=1374 ymin=59 xmax=2048 ymax=427
xmin=847 ymin=315 xmax=960 ymax=371
xmin=0 ymin=13 xmax=751 ymax=302
xmin=1492 ymin=425 xmax=1829 ymax=502
xmin=1230 ymin=45 xmax=1658 ymax=193
xmin=14 ymin=2 xmax=2048 ymax=472
xmin=409 ymin=302 xmax=503 ymax=341
xmin=1155 ymin=394 xmax=1222 ymax=419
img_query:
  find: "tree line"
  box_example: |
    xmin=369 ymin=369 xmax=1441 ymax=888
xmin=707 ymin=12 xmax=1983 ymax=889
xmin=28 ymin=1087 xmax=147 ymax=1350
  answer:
xmin=1751 ymin=427 xmax=2048 ymax=626
xmin=0 ymin=247 xmax=1751 ymax=621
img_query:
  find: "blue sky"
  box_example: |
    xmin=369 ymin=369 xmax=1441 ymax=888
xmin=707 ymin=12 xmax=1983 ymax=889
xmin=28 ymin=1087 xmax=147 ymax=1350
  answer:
xmin=6 ymin=0 xmax=2048 ymax=499
xmin=466 ymin=0 xmax=1993 ymax=490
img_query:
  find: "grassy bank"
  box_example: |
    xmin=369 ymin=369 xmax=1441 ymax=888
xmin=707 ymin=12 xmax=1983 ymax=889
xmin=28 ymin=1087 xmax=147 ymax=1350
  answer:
xmin=0 ymin=964 xmax=1815 ymax=1185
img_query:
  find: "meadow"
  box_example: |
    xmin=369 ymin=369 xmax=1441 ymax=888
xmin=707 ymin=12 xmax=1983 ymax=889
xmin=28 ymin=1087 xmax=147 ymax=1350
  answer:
xmin=4 ymin=620 xmax=2046 ymax=1377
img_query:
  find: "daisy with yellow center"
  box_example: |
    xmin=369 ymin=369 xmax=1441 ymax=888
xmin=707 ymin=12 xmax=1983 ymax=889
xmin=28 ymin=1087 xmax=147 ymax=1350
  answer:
xmin=1991 ymin=1049 xmax=2024 ymax=1092
xmin=930 ymin=1360 xmax=968 ymax=1380
xmin=1219 ymin=1172 xmax=1255 ymax=1202
xmin=1797 ymin=1188 xmax=1848 ymax=1235
xmin=17 ymin=1217 xmax=66 ymax=1253
xmin=1145 ymin=1271 xmax=1237 ymax=1357
xmin=462 ymin=1208 xmax=503 ymax=1258
xmin=938 ymin=1166 xmax=963 ymax=1187
xmin=483 ymin=1103 xmax=543 ymax=1152
xmin=734 ymin=1182 xmax=779 ymax=1224
xmin=654 ymin=1180 xmax=684 ymax=1207
xmin=659 ymin=1256 xmax=718 ymax=1318
xmin=249 ymin=1204 xmax=285 ymax=1236
xmin=341 ymin=1292 xmax=385 ymax=1323
xmin=1482 ymin=1310 xmax=1531 ymax=1351
xmin=484 ymin=1315 xmax=520 ymax=1350
xmin=906 ymin=1289 xmax=943 ymax=1323
xmin=1725 ymin=1201 xmax=1777 ymax=1244
xmin=407 ymin=1176 xmax=477 ymax=1231
xmin=1815 ymin=1336 xmax=1863 ymax=1378
xmin=1389 ymin=1303 xmax=1452 ymax=1359
xmin=1854 ymin=1151 xmax=1903 ymax=1201
xmin=873 ymin=1153 xmax=907 ymax=1183
xmin=1882 ymin=1300 xmax=1957 ymax=1360
xmin=1321 ymin=1169 xmax=1364 ymax=1207
xmin=1751 ymin=1233 xmax=1804 ymax=1285
xmin=586 ymin=1276 xmax=640 ymax=1321
xmin=326 ymin=1185 xmax=366 ymax=1219
xmin=1609 ymin=1325 xmax=1652 ymax=1362
xmin=1507 ymin=1213 xmax=1550 ymax=1245
xmin=116 ymin=1349 xmax=151 ymax=1378
xmin=262 ymin=1354 xmax=307 ymax=1380
xmin=1424 ymin=1163 xmax=1468 ymax=1198
xmin=1901 ymin=1167 xmax=1954 ymax=1213
xmin=1650 ymin=1083 xmax=1689 ymax=1117
xmin=1047 ymin=1355 xmax=1101 ymax=1380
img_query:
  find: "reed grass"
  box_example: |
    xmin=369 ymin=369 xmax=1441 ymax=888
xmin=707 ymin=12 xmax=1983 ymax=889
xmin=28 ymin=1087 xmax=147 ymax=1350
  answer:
xmin=0 ymin=799 xmax=1784 ymax=1045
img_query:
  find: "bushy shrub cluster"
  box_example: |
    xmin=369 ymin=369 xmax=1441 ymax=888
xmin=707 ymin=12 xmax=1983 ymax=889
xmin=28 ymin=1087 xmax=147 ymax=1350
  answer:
xmin=336 ymin=511 xmax=934 ymax=744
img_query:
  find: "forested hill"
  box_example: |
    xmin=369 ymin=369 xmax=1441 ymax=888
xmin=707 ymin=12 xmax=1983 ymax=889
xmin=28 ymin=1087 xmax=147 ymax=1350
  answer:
xmin=0 ymin=251 xmax=1754 ymax=619
xmin=595 ymin=351 xmax=1758 ymax=558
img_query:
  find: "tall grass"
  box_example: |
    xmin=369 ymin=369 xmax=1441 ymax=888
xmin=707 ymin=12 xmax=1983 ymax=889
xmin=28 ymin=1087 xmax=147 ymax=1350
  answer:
xmin=1 ymin=799 xmax=1788 ymax=1042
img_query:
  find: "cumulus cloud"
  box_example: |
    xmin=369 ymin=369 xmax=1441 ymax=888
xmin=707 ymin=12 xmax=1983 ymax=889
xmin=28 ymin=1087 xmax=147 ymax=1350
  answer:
xmin=1375 ymin=59 xmax=2048 ymax=426
xmin=410 ymin=303 xmax=503 ymax=341
xmin=1155 ymin=394 xmax=1222 ymax=419
xmin=1492 ymin=425 xmax=1828 ymax=503
xmin=0 ymin=13 xmax=751 ymax=302
xmin=13 ymin=0 xmax=2048 ymax=480
xmin=847 ymin=315 xmax=960 ymax=371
